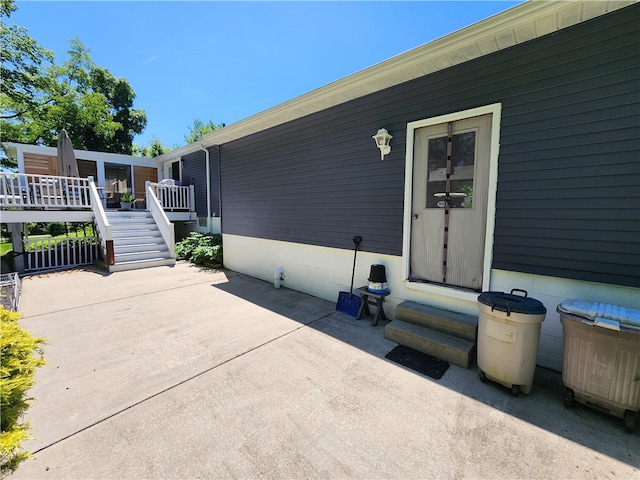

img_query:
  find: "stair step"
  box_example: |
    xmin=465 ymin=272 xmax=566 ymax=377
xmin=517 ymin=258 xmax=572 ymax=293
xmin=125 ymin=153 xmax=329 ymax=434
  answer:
xmin=113 ymin=235 xmax=164 ymax=245
xmin=114 ymin=250 xmax=171 ymax=263
xmin=114 ymin=243 xmax=168 ymax=254
xmin=384 ymin=319 xmax=476 ymax=368
xmin=102 ymin=211 xmax=174 ymax=272
xmin=111 ymin=228 xmax=162 ymax=238
xmin=106 ymin=210 xmax=151 ymax=217
xmin=111 ymin=223 xmax=158 ymax=232
xmin=396 ymin=301 xmax=478 ymax=341
xmin=109 ymin=257 xmax=175 ymax=273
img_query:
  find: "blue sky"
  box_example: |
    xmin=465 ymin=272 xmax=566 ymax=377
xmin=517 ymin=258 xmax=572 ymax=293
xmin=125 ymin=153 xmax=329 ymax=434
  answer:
xmin=12 ymin=1 xmax=523 ymax=149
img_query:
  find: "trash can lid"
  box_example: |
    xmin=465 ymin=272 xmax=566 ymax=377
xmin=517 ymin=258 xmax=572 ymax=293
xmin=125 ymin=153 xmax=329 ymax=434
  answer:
xmin=478 ymin=290 xmax=547 ymax=315
xmin=557 ymin=300 xmax=640 ymax=328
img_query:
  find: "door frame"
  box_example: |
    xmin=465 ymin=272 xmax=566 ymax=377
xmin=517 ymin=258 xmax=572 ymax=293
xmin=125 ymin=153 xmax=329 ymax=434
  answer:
xmin=402 ymin=103 xmax=502 ymax=299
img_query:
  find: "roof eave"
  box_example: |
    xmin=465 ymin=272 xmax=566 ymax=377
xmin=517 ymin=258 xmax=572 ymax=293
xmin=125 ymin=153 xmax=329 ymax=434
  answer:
xmin=155 ymin=0 xmax=635 ymax=162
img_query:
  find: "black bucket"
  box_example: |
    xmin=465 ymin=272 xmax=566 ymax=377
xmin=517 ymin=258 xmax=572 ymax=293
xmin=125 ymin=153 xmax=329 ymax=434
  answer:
xmin=368 ymin=264 xmax=389 ymax=293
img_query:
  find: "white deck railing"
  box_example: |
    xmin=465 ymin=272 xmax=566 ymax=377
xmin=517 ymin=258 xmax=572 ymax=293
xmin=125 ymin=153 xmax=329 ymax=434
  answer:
xmin=149 ymin=182 xmax=195 ymax=211
xmin=24 ymin=235 xmax=99 ymax=273
xmin=0 ymin=172 xmax=91 ymax=209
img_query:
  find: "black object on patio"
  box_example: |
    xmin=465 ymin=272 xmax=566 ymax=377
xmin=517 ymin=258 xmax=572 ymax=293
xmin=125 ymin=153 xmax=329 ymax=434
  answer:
xmin=385 ymin=345 xmax=450 ymax=380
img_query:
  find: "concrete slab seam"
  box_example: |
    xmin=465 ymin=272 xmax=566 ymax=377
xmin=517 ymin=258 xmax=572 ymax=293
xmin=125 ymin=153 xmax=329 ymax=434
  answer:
xmin=22 ymin=276 xmax=234 ymax=319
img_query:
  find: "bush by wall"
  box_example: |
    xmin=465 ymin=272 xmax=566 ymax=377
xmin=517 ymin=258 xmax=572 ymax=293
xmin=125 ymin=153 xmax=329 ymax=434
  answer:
xmin=0 ymin=308 xmax=45 ymax=476
xmin=175 ymin=233 xmax=222 ymax=266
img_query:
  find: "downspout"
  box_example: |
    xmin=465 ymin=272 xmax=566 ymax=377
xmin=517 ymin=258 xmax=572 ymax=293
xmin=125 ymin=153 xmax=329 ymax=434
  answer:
xmin=216 ymin=145 xmax=221 ymax=228
xmin=199 ymin=144 xmax=212 ymax=232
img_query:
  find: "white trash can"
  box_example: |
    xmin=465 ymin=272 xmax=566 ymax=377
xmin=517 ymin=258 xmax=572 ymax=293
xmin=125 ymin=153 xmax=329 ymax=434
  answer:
xmin=477 ymin=289 xmax=546 ymax=396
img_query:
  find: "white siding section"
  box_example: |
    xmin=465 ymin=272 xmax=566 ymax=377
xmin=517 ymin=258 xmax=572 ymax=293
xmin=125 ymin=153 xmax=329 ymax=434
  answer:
xmin=489 ymin=270 xmax=640 ymax=371
xmin=224 ymin=234 xmax=640 ymax=371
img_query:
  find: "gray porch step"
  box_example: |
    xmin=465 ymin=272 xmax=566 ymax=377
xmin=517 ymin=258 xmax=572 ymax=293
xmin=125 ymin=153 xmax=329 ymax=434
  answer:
xmin=396 ymin=301 xmax=478 ymax=341
xmin=384 ymin=319 xmax=476 ymax=368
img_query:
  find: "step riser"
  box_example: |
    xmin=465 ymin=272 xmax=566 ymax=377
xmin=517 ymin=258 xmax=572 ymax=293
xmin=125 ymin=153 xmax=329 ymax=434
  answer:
xmin=113 ymin=233 xmax=164 ymax=245
xmin=111 ymin=224 xmax=157 ymax=232
xmin=396 ymin=301 xmax=478 ymax=341
xmin=115 ymin=251 xmax=171 ymax=263
xmin=108 ymin=258 xmax=175 ymax=273
xmin=385 ymin=321 xmax=475 ymax=369
xmin=107 ymin=218 xmax=154 ymax=224
xmin=115 ymin=244 xmax=167 ymax=254
xmin=111 ymin=230 xmax=162 ymax=240
xmin=106 ymin=212 xmax=151 ymax=217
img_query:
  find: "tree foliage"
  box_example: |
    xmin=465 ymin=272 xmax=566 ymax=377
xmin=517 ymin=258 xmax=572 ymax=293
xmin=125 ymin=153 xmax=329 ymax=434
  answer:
xmin=184 ymin=118 xmax=223 ymax=144
xmin=1 ymin=1 xmax=147 ymax=155
xmin=133 ymin=137 xmax=172 ymax=158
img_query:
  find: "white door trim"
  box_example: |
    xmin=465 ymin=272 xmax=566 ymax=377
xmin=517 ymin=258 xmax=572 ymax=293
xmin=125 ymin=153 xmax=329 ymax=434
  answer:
xmin=402 ymin=103 xmax=502 ymax=296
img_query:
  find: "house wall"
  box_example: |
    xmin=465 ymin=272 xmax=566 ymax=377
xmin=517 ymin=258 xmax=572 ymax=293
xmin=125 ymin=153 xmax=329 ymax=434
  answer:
xmin=220 ymin=6 xmax=639 ymax=371
xmin=181 ymin=147 xmax=221 ymax=224
xmin=221 ymin=5 xmax=639 ymax=288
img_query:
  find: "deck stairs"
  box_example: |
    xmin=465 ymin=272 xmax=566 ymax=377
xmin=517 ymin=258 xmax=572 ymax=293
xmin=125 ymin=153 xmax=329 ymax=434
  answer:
xmin=106 ymin=210 xmax=175 ymax=272
xmin=384 ymin=301 xmax=478 ymax=368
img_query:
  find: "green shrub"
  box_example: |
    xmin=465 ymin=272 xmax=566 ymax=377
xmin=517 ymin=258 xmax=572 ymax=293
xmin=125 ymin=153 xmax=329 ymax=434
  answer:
xmin=0 ymin=308 xmax=45 ymax=475
xmin=175 ymin=232 xmax=222 ymax=266
xmin=46 ymin=222 xmax=67 ymax=237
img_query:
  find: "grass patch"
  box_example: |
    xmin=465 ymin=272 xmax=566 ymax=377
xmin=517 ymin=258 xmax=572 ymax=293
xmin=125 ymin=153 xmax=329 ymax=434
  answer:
xmin=0 ymin=243 xmax=12 ymax=256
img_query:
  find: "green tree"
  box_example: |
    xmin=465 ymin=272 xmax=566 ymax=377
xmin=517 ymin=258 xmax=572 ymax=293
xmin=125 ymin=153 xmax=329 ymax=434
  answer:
xmin=133 ymin=137 xmax=172 ymax=158
xmin=1 ymin=1 xmax=147 ymax=155
xmin=0 ymin=1 xmax=54 ymax=155
xmin=184 ymin=118 xmax=223 ymax=144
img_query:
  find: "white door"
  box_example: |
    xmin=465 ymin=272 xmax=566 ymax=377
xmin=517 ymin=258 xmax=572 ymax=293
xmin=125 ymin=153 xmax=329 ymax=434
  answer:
xmin=410 ymin=114 xmax=492 ymax=290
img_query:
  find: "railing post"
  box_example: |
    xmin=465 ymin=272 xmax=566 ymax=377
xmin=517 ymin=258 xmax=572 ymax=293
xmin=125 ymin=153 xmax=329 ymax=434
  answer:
xmin=8 ymin=223 xmax=25 ymax=274
xmin=105 ymin=240 xmax=115 ymax=265
xmin=189 ymin=185 xmax=196 ymax=213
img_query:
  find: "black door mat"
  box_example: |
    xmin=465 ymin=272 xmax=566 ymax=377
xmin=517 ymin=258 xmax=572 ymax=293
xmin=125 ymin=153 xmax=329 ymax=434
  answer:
xmin=385 ymin=345 xmax=450 ymax=380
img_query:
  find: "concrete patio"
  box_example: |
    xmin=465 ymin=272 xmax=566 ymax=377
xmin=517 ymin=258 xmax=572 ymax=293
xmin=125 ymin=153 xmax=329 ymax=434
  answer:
xmin=9 ymin=262 xmax=639 ymax=479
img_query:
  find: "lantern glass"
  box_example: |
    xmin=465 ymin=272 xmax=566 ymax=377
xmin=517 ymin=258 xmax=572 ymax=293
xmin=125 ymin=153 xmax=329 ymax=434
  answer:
xmin=373 ymin=128 xmax=392 ymax=159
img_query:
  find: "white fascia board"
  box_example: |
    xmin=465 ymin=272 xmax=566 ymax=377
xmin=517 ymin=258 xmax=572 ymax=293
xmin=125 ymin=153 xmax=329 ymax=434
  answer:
xmin=2 ymin=142 xmax=157 ymax=167
xmin=157 ymin=0 xmax=635 ymax=161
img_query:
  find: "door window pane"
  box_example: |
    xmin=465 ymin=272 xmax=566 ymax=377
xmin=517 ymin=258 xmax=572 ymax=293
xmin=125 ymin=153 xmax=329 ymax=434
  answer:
xmin=104 ymin=163 xmax=132 ymax=208
xmin=426 ymin=131 xmax=475 ymax=209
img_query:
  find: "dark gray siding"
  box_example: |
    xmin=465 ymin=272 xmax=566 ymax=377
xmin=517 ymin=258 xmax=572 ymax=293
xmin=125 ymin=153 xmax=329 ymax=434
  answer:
xmin=491 ymin=7 xmax=639 ymax=288
xmin=182 ymin=148 xmax=220 ymax=218
xmin=220 ymin=5 xmax=640 ymax=287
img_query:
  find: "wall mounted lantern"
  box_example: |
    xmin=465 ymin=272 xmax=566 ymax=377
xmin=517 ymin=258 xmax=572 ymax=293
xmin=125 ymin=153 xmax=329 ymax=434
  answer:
xmin=372 ymin=128 xmax=393 ymax=160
